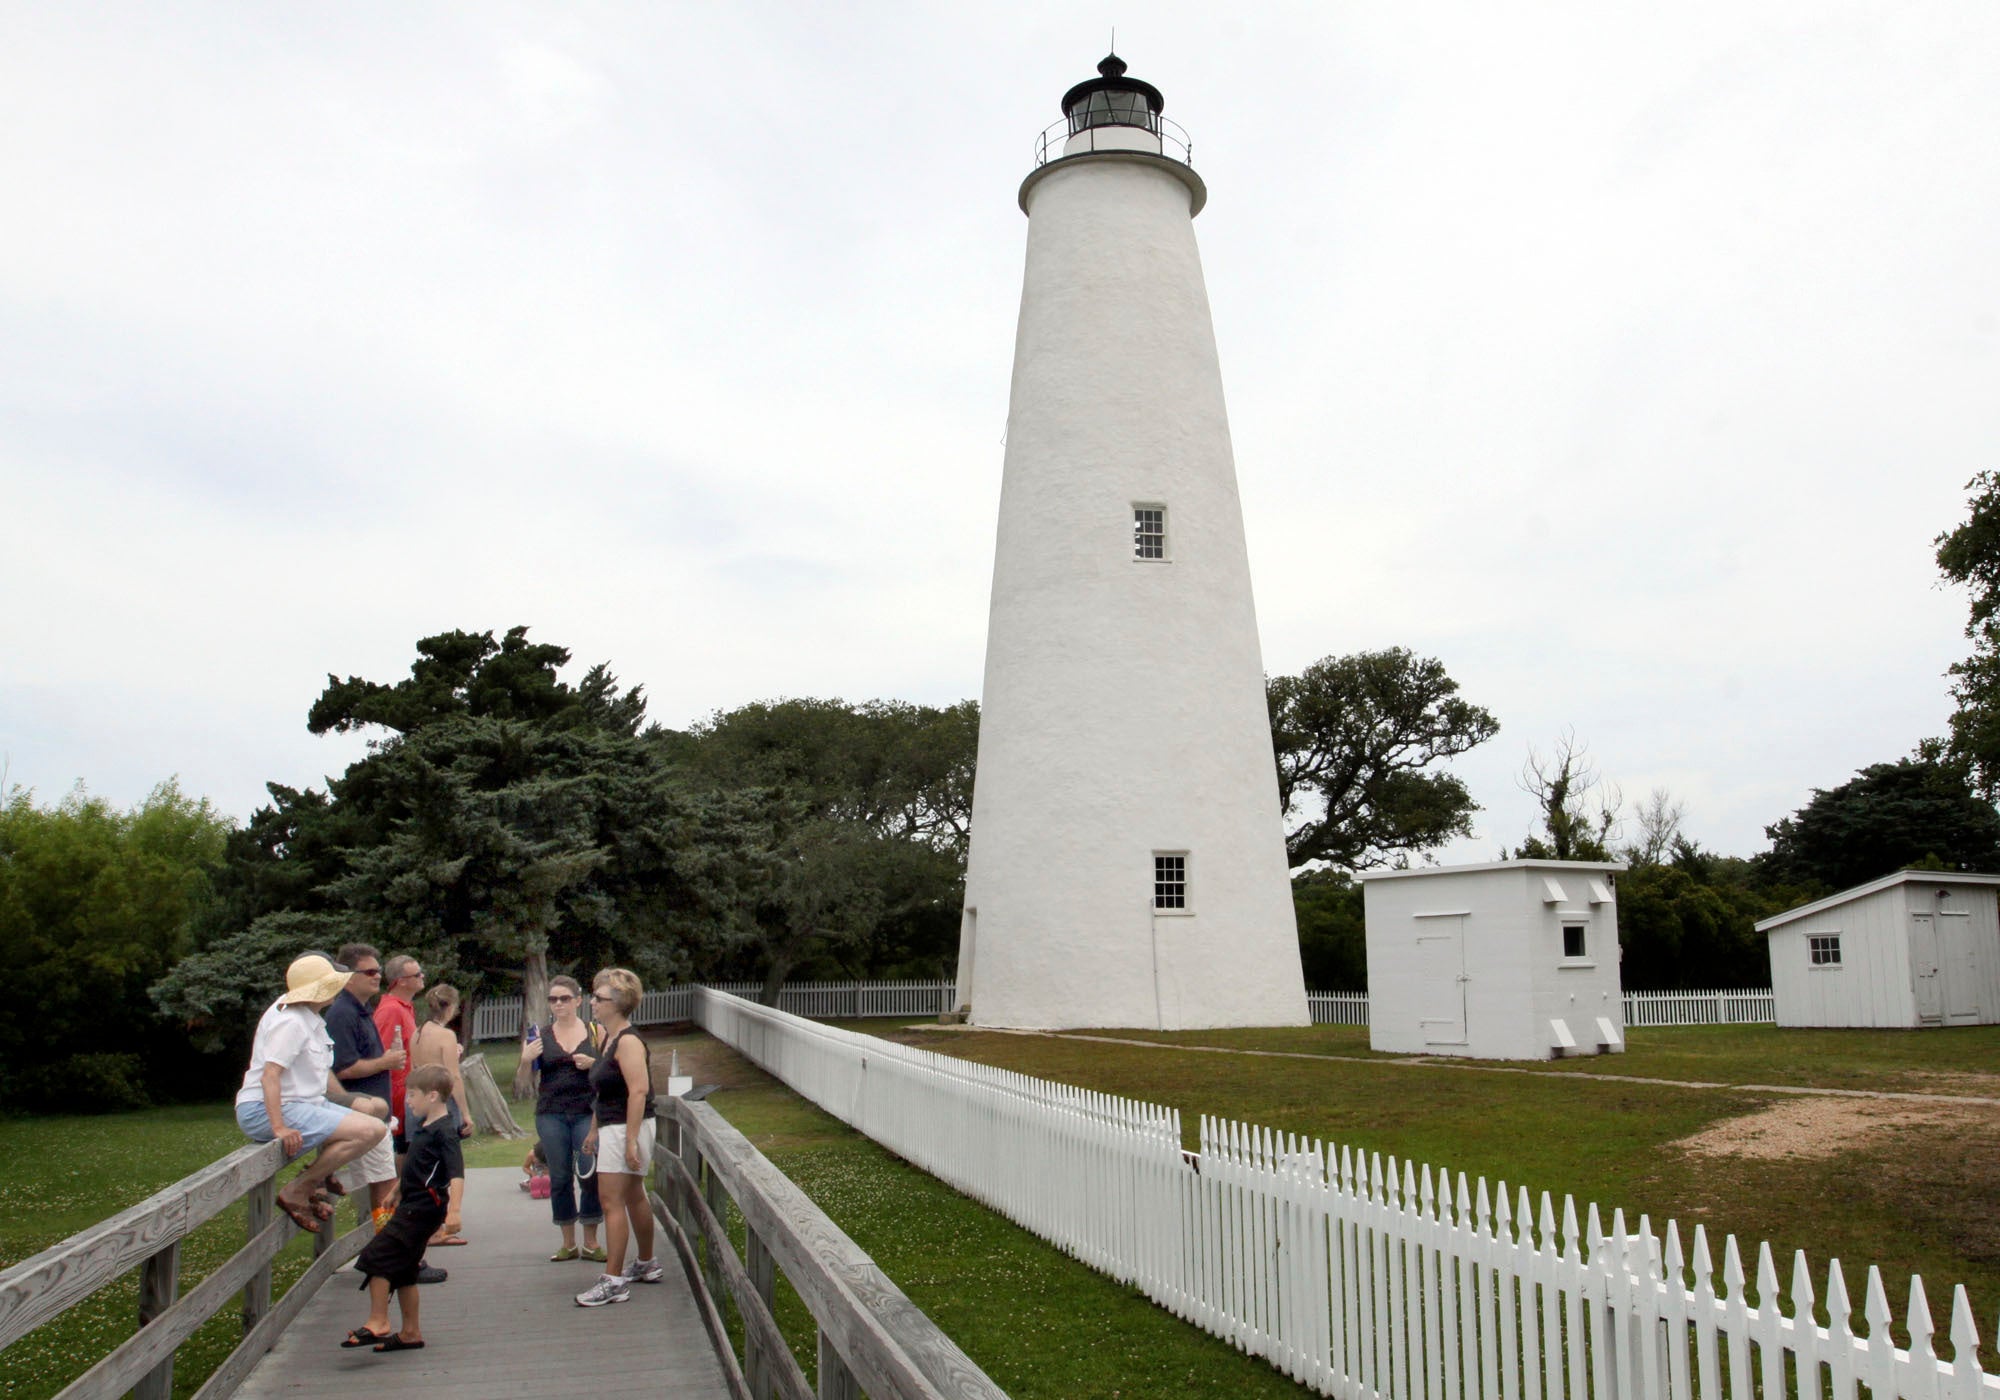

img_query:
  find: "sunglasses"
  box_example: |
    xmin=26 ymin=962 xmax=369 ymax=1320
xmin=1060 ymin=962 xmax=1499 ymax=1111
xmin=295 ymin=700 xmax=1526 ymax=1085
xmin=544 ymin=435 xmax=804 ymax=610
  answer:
xmin=548 ymin=993 xmax=575 ymax=1003
xmin=589 ymin=991 xmax=614 ymax=1002
xmin=355 ymin=967 xmax=383 ymax=978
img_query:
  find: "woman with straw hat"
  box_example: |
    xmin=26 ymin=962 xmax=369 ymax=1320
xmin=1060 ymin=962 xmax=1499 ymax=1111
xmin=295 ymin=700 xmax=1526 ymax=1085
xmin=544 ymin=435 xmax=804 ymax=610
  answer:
xmin=234 ymin=952 xmax=392 ymax=1232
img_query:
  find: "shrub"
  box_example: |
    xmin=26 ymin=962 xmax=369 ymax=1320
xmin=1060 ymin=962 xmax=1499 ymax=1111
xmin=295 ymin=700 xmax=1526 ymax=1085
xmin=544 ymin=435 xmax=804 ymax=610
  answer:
xmin=11 ymin=1052 xmax=153 ymax=1114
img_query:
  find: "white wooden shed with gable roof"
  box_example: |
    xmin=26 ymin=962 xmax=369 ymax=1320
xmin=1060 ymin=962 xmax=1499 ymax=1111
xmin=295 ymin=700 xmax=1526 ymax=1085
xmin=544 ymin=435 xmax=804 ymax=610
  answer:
xmin=1357 ymin=859 xmax=1628 ymax=1060
xmin=1755 ymin=870 xmax=2000 ymax=1028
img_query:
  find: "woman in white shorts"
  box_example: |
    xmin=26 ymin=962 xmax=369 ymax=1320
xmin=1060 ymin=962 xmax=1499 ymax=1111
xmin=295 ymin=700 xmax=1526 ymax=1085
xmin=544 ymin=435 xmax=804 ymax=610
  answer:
xmin=573 ymin=968 xmax=660 ymax=1308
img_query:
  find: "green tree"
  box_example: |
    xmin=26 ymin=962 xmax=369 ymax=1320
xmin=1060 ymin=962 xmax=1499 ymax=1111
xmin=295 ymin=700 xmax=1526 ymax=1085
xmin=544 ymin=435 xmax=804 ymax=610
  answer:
xmin=1934 ymin=471 xmax=2000 ymax=798
xmin=1514 ymin=728 xmax=1621 ymax=861
xmin=179 ymin=628 xmax=715 ymax=1048
xmin=1292 ymin=871 xmax=1367 ymax=990
xmin=1614 ymin=864 xmax=1778 ymax=989
xmin=1267 ymin=649 xmax=1499 ymax=870
xmin=152 ymin=910 xmax=352 ymax=1055
xmin=1759 ymin=758 xmax=2000 ymax=891
xmin=682 ymin=698 xmax=978 ymax=998
xmin=1 ymin=779 xmax=233 ymax=1108
xmin=307 ymin=627 xmax=647 ymax=739
xmin=682 ymin=698 xmax=977 ymax=855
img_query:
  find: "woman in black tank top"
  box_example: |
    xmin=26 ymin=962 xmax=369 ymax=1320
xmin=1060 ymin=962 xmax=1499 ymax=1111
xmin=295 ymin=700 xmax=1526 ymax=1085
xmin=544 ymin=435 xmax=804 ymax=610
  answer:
xmin=526 ymin=975 xmax=602 ymax=1261
xmin=576 ymin=968 xmax=658 ymax=1305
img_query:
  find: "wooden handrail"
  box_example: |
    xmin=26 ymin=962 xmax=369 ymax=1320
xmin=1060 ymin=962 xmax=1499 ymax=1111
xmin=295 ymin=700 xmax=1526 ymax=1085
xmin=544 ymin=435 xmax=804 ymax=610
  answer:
xmin=653 ymin=1096 xmax=1009 ymax=1400
xmin=0 ymin=1137 xmax=369 ymax=1400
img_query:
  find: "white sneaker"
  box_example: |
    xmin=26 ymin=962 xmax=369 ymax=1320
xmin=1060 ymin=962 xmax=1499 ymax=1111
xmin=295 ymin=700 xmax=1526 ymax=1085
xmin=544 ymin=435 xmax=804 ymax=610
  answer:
xmin=575 ymin=1274 xmax=630 ymax=1307
xmin=623 ymin=1256 xmax=665 ymax=1284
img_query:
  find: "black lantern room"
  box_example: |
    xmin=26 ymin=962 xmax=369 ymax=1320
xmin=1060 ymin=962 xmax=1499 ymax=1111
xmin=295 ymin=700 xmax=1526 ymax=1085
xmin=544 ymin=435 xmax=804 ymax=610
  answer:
xmin=1060 ymin=54 xmax=1164 ymax=137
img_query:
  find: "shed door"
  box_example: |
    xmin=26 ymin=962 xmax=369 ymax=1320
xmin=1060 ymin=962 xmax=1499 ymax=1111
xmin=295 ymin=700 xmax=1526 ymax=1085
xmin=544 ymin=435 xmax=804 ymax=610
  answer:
xmin=1941 ymin=912 xmax=1980 ymax=1023
xmin=1911 ymin=913 xmax=1943 ymax=1023
xmin=1416 ymin=917 xmax=1467 ymax=1046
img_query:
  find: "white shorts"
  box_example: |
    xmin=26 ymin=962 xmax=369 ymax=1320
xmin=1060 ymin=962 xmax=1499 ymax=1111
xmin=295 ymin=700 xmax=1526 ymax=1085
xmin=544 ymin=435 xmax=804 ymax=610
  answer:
xmin=597 ymin=1118 xmax=656 ymax=1176
xmin=336 ymin=1121 xmax=397 ymax=1193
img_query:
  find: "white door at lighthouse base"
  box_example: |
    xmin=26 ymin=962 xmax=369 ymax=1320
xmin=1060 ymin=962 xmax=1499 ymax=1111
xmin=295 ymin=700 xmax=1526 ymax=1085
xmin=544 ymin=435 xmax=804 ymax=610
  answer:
xmin=1416 ymin=917 xmax=1468 ymax=1046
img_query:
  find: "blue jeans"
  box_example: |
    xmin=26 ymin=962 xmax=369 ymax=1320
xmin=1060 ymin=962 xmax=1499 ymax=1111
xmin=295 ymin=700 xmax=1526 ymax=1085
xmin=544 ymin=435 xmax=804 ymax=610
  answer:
xmin=536 ymin=1111 xmax=602 ymax=1228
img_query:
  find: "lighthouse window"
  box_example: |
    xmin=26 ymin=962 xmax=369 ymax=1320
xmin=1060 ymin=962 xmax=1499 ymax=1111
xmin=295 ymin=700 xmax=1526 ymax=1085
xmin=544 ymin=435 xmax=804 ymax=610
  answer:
xmin=1133 ymin=506 xmax=1166 ymax=560
xmin=1071 ymin=89 xmax=1158 ymax=134
xmin=1154 ymin=854 xmax=1187 ymax=910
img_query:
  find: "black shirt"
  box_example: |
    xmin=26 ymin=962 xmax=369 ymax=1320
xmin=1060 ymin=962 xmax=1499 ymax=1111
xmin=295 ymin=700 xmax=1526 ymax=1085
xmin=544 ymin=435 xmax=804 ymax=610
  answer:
xmin=324 ymin=989 xmax=391 ymax=1104
xmin=588 ymin=1026 xmax=654 ymax=1125
xmin=534 ymin=1022 xmax=598 ymax=1117
xmin=401 ymin=1113 xmax=464 ymax=1211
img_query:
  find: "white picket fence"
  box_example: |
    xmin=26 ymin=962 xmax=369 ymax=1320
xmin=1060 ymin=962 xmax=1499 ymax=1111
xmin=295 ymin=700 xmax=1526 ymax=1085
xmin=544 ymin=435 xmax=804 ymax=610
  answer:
xmin=1622 ymin=990 xmax=1775 ymax=1027
xmin=470 ymin=982 xmax=1774 ymax=1040
xmin=1310 ymin=991 xmax=1370 ymax=1025
xmin=468 ymin=978 xmax=957 ymax=1041
xmin=693 ymin=985 xmax=1996 ymax=1400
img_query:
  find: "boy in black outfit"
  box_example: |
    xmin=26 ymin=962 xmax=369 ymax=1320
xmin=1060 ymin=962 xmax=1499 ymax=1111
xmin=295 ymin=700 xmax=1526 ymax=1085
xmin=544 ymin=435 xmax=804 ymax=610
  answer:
xmin=342 ymin=1063 xmax=461 ymax=1353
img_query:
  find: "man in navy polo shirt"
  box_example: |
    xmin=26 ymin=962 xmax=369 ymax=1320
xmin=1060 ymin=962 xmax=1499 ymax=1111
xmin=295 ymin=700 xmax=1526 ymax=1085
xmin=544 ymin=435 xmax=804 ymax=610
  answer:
xmin=327 ymin=944 xmax=403 ymax=1223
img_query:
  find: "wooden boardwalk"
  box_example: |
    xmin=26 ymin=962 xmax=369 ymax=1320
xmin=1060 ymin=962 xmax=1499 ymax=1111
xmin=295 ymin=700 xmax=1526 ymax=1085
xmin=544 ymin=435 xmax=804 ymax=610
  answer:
xmin=231 ymin=1168 xmax=731 ymax=1400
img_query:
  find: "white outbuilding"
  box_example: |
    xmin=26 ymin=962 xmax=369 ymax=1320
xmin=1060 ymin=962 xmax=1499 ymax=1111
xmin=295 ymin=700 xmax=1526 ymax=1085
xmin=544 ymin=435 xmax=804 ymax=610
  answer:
xmin=1357 ymin=859 xmax=1628 ymax=1060
xmin=1755 ymin=870 xmax=2000 ymax=1028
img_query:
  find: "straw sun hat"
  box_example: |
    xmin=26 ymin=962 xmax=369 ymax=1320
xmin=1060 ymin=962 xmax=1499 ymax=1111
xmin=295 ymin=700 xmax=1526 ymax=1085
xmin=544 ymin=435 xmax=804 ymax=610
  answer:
xmin=278 ymin=953 xmax=351 ymax=1006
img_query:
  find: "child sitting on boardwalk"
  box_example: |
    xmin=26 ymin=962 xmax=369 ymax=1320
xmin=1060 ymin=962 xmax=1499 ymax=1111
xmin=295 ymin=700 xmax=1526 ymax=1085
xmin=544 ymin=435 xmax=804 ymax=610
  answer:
xmin=342 ymin=1064 xmax=461 ymax=1354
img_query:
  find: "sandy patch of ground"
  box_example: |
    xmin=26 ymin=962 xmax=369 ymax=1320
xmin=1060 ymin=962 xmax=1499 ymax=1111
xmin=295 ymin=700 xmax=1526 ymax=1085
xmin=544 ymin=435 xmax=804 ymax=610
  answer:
xmin=1672 ymin=1096 xmax=1985 ymax=1160
xmin=1898 ymin=1069 xmax=2000 ymax=1097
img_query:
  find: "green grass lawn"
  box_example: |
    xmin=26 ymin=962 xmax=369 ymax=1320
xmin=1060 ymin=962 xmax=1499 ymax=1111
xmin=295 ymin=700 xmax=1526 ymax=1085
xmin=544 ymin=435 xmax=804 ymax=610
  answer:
xmin=7 ymin=1020 xmax=1997 ymax=1400
xmin=0 ymin=1044 xmax=542 ymax=1400
xmin=684 ymin=1030 xmax=1322 ymax=1399
xmin=867 ymin=1020 xmax=2000 ymax=1356
xmin=0 ymin=1105 xmax=330 ymax=1400
xmin=1069 ymin=1020 xmax=2000 ymax=1096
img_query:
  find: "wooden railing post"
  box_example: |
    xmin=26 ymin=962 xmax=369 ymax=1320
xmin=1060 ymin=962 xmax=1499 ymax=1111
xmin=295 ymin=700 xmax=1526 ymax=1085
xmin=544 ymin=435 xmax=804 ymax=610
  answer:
xmin=133 ymin=1240 xmax=181 ymax=1400
xmin=745 ymin=1228 xmax=776 ymax=1400
xmin=701 ymin=1153 xmax=729 ymax=1303
xmin=816 ymin=1329 xmax=859 ymax=1400
xmin=242 ymin=1177 xmax=274 ymax=1335
xmin=675 ymin=1113 xmax=699 ymax=1259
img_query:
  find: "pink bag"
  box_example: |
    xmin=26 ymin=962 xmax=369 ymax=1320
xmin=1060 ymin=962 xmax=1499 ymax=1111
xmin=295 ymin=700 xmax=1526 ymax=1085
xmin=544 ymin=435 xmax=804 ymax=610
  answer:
xmin=528 ymin=1173 xmax=552 ymax=1199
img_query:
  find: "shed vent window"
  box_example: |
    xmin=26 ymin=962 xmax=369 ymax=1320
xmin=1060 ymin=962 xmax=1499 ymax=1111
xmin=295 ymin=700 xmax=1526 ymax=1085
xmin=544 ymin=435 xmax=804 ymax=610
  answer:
xmin=1154 ymin=854 xmax=1187 ymax=910
xmin=1134 ymin=506 xmax=1166 ymax=560
xmin=1809 ymin=934 xmax=1842 ymax=967
xmin=1563 ymin=924 xmax=1587 ymax=958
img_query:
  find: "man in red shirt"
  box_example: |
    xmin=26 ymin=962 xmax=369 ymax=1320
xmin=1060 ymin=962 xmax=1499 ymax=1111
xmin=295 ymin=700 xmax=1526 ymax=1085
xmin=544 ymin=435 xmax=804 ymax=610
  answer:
xmin=374 ymin=955 xmax=425 ymax=1159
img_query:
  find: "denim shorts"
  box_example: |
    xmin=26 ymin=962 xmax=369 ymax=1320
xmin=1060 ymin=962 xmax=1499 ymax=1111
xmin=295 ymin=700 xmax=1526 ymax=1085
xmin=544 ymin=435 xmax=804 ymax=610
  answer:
xmin=237 ymin=1096 xmax=351 ymax=1151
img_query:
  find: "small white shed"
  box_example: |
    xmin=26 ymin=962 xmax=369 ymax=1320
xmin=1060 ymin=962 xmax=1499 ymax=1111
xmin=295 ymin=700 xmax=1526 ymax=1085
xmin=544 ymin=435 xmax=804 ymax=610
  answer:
xmin=1358 ymin=859 xmax=1628 ymax=1060
xmin=1755 ymin=870 xmax=2000 ymax=1028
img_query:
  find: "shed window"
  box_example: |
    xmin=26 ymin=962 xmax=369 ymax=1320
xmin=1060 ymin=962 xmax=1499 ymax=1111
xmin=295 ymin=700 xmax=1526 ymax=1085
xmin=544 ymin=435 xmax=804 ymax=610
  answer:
xmin=1134 ymin=506 xmax=1166 ymax=560
xmin=1563 ymin=924 xmax=1587 ymax=958
xmin=1809 ymin=934 xmax=1842 ymax=967
xmin=1154 ymin=853 xmax=1187 ymax=910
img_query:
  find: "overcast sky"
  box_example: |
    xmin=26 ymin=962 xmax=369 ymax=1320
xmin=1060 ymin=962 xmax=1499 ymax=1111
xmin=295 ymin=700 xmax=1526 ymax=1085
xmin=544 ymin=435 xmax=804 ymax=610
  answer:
xmin=4 ymin=3 xmax=1998 ymax=863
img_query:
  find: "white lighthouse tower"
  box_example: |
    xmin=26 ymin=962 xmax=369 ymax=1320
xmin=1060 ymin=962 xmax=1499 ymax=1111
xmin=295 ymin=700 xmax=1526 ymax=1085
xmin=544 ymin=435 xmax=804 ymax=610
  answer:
xmin=956 ymin=55 xmax=1309 ymax=1030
